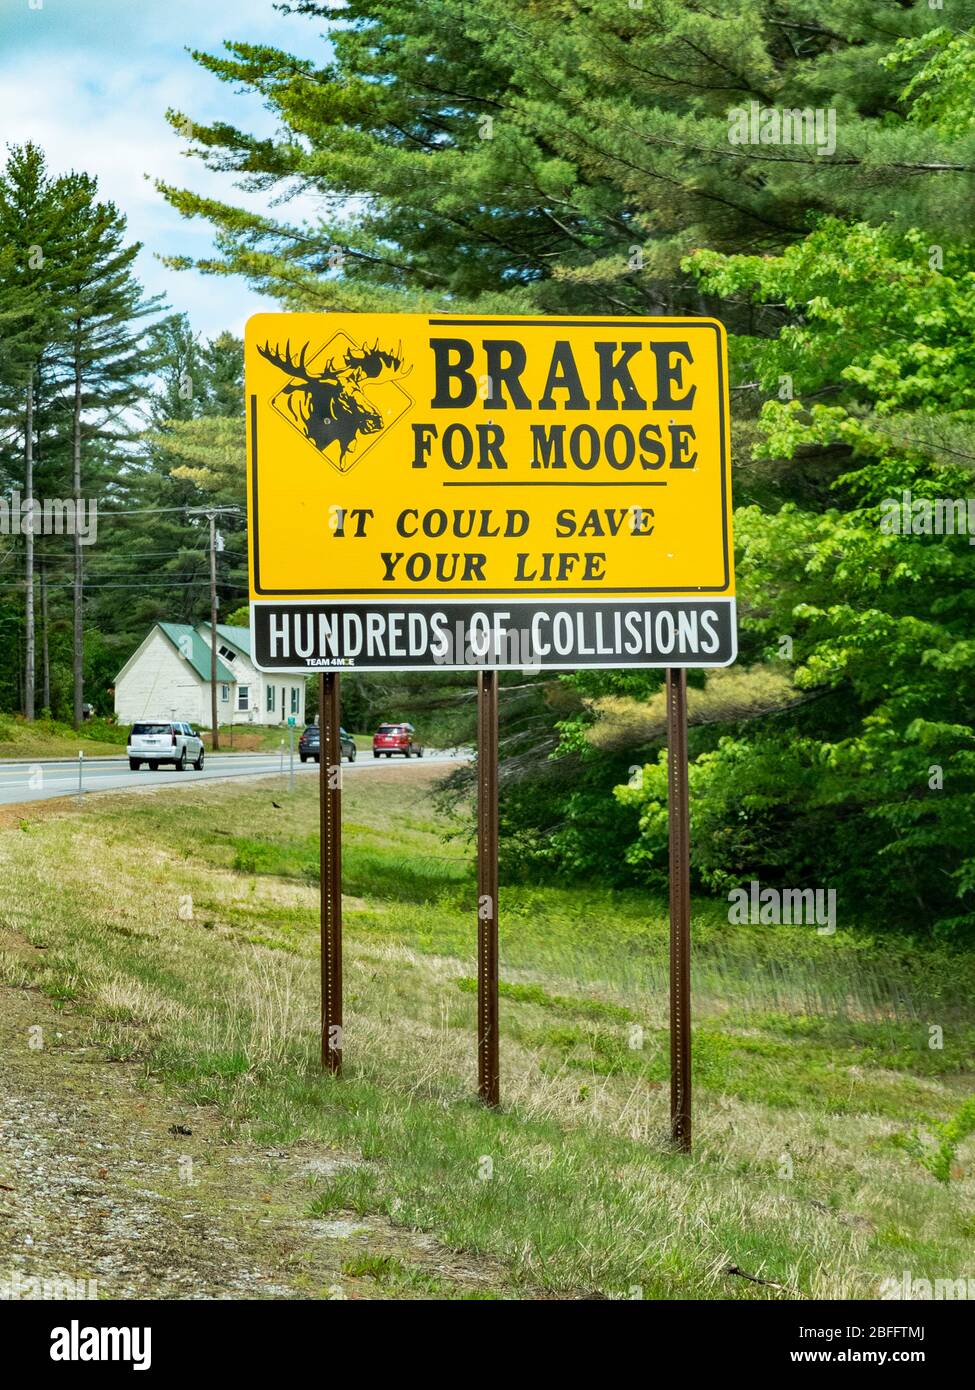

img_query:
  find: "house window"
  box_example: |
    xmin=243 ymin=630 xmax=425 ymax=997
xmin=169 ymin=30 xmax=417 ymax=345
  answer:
xmin=290 ymin=687 xmax=300 ymax=714
xmin=220 ymin=684 xmax=230 ymax=702
xmin=267 ymin=686 xmax=275 ymax=712
xmin=218 ymin=644 xmax=237 ymax=663
xmin=237 ymin=686 xmax=249 ymax=712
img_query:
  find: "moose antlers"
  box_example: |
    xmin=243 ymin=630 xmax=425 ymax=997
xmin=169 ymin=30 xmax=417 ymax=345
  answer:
xmin=343 ymin=339 xmax=409 ymax=380
xmin=256 ymin=339 xmax=317 ymax=383
xmin=257 ymin=337 xmax=412 ymax=385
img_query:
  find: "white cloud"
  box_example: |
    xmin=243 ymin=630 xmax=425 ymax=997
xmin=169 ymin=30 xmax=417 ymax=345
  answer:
xmin=0 ymin=0 xmax=333 ymax=338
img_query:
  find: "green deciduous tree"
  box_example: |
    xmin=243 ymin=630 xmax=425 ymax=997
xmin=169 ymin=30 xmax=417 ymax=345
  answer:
xmin=609 ymin=219 xmax=975 ymax=933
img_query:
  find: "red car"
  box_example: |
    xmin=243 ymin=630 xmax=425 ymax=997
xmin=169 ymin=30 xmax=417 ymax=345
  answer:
xmin=373 ymin=722 xmax=423 ymax=758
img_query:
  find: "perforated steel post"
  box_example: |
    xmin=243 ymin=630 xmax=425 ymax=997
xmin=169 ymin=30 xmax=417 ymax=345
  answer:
xmin=320 ymin=673 xmax=343 ymax=1073
xmin=477 ymin=670 xmax=500 ymax=1107
xmin=667 ymin=668 xmax=691 ymax=1152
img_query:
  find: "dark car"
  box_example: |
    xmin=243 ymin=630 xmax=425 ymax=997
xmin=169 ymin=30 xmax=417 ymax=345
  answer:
xmin=298 ymin=725 xmax=356 ymax=763
xmin=372 ymin=722 xmax=423 ymax=758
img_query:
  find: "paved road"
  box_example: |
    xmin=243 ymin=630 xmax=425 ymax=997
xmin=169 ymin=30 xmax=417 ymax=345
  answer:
xmin=0 ymin=749 xmax=468 ymax=807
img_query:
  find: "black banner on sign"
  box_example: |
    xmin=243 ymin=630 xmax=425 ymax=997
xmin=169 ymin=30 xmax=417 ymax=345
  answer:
xmin=251 ymin=598 xmax=736 ymax=672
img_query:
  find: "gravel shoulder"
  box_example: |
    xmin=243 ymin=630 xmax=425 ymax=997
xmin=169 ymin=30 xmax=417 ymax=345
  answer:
xmin=0 ymin=972 xmax=507 ymax=1300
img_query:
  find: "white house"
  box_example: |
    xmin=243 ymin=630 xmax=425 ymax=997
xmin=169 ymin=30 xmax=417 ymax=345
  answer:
xmin=113 ymin=622 xmax=306 ymax=729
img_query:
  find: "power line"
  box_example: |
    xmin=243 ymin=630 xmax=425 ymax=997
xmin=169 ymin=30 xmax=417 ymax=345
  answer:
xmin=95 ymin=505 xmax=243 ymax=519
xmin=8 ymin=557 xmax=246 ymax=571
xmin=0 ymin=548 xmax=244 ymax=564
xmin=0 ymin=548 xmax=245 ymax=568
xmin=0 ymin=578 xmax=248 ymax=591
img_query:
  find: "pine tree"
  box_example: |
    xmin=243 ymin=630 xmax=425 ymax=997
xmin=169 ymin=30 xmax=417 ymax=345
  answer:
xmin=0 ymin=145 xmax=76 ymax=719
xmin=157 ymin=1 xmax=975 ymax=313
xmin=0 ymin=149 xmax=160 ymax=723
xmin=51 ymin=178 xmax=160 ymax=726
xmin=83 ymin=317 xmax=248 ymax=698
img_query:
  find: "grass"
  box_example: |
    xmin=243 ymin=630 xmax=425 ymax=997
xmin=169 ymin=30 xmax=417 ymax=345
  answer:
xmin=1 ymin=763 xmax=973 ymax=1298
xmin=0 ymin=713 xmax=128 ymax=759
xmin=0 ymin=713 xmax=374 ymax=759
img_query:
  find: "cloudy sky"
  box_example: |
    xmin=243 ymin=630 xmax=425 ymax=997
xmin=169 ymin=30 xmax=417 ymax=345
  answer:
xmin=0 ymin=0 xmax=330 ymax=339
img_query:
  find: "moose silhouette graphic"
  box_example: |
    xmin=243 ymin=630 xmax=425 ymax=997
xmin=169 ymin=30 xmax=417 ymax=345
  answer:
xmin=258 ymin=338 xmax=412 ymax=464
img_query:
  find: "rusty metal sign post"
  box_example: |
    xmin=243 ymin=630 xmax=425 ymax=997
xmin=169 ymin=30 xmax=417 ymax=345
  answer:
xmin=477 ymin=672 xmax=500 ymax=1107
xmin=319 ymin=672 xmax=343 ymax=1073
xmin=666 ymin=669 xmax=692 ymax=1152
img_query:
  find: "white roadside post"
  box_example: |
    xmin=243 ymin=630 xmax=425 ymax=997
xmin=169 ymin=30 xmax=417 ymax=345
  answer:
xmin=77 ymin=750 xmax=84 ymax=799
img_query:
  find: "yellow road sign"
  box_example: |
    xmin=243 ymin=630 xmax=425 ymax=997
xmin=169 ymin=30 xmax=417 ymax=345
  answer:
xmin=246 ymin=313 xmax=734 ymax=670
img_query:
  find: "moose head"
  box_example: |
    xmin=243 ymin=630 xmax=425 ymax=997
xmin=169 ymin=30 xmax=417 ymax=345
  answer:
xmin=258 ymin=338 xmax=411 ymax=462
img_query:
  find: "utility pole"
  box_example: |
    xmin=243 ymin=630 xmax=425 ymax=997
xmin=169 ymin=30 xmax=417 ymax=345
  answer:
xmin=24 ymin=375 xmax=35 ymax=721
xmin=208 ymin=511 xmax=220 ymax=751
xmin=188 ymin=506 xmax=240 ymax=749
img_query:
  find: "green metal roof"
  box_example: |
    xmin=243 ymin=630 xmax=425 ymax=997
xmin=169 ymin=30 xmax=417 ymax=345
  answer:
xmin=158 ymin=623 xmax=236 ymax=684
xmin=213 ymin=622 xmax=251 ymax=656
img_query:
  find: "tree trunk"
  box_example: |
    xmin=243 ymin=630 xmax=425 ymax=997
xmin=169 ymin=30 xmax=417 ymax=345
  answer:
xmin=41 ymin=557 xmax=50 ymax=713
xmin=72 ymin=335 xmax=84 ymax=729
xmin=24 ymin=375 xmax=35 ymax=721
xmin=210 ymin=512 xmax=220 ymax=750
